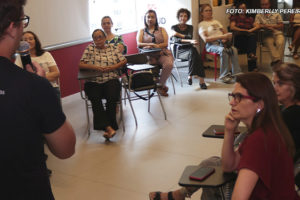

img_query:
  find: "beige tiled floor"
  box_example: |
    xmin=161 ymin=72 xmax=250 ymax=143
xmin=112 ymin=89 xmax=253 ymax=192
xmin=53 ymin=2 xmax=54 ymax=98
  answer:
xmin=46 ymin=47 xmax=300 ymax=200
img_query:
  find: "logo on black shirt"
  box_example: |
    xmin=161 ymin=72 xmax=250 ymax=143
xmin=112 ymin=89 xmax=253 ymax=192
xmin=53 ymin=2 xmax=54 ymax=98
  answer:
xmin=0 ymin=90 xmax=5 ymax=95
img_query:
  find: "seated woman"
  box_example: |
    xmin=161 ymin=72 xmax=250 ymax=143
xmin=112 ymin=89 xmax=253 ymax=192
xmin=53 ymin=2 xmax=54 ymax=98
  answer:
xmin=170 ymin=8 xmax=207 ymax=89
xmin=198 ymin=4 xmax=241 ymax=83
xmin=222 ymin=72 xmax=296 ymax=199
xmin=272 ymin=63 xmax=300 ymax=157
xmin=15 ymin=31 xmax=61 ymax=98
xmin=79 ymin=29 xmax=127 ymax=139
xmin=149 ymin=72 xmax=298 ymax=200
xmin=230 ymin=2 xmax=260 ymax=72
xmin=101 ymin=16 xmax=127 ymax=54
xmin=288 ymin=2 xmax=300 ymax=59
xmin=137 ymin=9 xmax=174 ymax=96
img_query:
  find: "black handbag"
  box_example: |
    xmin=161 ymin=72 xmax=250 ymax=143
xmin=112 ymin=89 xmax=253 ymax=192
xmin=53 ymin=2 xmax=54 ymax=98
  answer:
xmin=128 ymin=71 xmax=156 ymax=100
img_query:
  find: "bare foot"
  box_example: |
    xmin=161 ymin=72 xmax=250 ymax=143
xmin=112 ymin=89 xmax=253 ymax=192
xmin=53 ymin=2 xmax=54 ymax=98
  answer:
xmin=149 ymin=190 xmax=185 ymax=200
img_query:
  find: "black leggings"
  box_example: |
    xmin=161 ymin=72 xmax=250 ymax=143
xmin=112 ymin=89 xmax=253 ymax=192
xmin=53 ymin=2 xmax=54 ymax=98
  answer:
xmin=84 ymin=79 xmax=121 ymax=131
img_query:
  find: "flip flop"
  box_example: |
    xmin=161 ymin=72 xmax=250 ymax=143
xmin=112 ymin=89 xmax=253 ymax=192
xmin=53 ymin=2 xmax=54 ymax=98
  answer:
xmin=149 ymin=191 xmax=175 ymax=200
xmin=149 ymin=192 xmax=161 ymax=200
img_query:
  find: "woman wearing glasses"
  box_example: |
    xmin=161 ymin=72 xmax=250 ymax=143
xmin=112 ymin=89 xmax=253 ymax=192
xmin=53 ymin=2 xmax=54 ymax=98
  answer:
xmin=15 ymin=31 xmax=61 ymax=98
xmin=198 ymin=4 xmax=241 ymax=83
xmin=79 ymin=29 xmax=127 ymax=139
xmin=101 ymin=16 xmax=127 ymax=54
xmin=222 ymin=72 xmax=297 ymax=199
xmin=137 ymin=9 xmax=173 ymax=97
xmin=149 ymin=72 xmax=298 ymax=200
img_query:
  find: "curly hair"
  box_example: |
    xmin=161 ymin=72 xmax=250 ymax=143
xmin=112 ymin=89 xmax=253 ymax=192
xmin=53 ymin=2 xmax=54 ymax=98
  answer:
xmin=176 ymin=8 xmax=191 ymax=21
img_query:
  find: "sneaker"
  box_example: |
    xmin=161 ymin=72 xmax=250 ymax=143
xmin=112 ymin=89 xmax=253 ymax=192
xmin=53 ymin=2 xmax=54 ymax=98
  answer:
xmin=220 ymin=73 xmax=232 ymax=84
xmin=231 ymin=72 xmax=243 ymax=77
xmin=200 ymin=83 xmax=207 ymax=89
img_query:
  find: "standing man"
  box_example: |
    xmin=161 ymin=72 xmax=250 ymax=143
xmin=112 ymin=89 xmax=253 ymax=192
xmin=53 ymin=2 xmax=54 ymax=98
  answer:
xmin=0 ymin=0 xmax=76 ymax=199
xmin=254 ymin=0 xmax=284 ymax=66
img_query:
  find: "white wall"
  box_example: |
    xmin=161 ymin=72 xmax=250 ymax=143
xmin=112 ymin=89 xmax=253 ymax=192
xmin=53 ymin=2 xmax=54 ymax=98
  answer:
xmin=24 ymin=0 xmax=90 ymax=47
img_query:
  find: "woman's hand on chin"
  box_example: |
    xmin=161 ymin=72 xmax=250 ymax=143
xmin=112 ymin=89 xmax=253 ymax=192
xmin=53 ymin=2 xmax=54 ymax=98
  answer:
xmin=224 ymin=112 xmax=240 ymax=136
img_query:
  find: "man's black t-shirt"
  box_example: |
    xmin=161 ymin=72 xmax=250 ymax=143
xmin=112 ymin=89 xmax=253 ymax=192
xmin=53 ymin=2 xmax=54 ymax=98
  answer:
xmin=0 ymin=56 xmax=66 ymax=199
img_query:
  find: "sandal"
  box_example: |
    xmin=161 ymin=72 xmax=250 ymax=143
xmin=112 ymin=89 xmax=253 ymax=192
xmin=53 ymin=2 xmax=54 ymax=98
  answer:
xmin=103 ymin=132 xmax=110 ymax=140
xmin=162 ymin=86 xmax=169 ymax=92
xmin=288 ymin=45 xmax=293 ymax=52
xmin=149 ymin=191 xmax=175 ymax=200
xmin=157 ymin=88 xmax=169 ymax=97
xmin=106 ymin=126 xmax=116 ymax=138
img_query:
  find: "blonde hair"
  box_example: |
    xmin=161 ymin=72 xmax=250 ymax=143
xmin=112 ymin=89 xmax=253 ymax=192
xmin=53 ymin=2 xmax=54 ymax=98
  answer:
xmin=199 ymin=4 xmax=212 ymax=22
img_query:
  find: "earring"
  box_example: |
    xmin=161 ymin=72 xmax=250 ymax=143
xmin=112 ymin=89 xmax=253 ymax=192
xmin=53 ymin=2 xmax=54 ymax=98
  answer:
xmin=257 ymin=108 xmax=261 ymax=113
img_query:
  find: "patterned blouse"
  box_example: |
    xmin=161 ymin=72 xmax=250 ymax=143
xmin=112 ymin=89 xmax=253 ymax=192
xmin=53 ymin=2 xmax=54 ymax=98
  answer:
xmin=80 ymin=43 xmax=126 ymax=84
xmin=105 ymin=35 xmax=127 ymax=54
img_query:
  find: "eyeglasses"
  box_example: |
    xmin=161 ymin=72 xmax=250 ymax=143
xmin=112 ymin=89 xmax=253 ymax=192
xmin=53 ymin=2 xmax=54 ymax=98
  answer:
xmin=228 ymin=92 xmax=257 ymax=103
xmin=93 ymin=35 xmax=105 ymax=41
xmin=18 ymin=15 xmax=30 ymax=28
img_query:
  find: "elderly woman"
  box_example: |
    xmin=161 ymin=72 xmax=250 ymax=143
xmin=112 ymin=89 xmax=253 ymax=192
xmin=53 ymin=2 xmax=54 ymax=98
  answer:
xmin=198 ymin=4 xmax=241 ymax=83
xmin=137 ymin=9 xmax=174 ymax=96
xmin=15 ymin=31 xmax=61 ymax=98
xmin=272 ymin=63 xmax=300 ymax=154
xmin=101 ymin=16 xmax=127 ymax=54
xmin=171 ymin=8 xmax=207 ymax=89
xmin=79 ymin=29 xmax=127 ymax=139
xmin=149 ymin=72 xmax=298 ymax=200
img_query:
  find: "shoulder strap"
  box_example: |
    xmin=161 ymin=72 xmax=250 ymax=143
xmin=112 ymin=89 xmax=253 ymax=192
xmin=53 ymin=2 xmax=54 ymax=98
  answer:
xmin=144 ymin=28 xmax=156 ymax=43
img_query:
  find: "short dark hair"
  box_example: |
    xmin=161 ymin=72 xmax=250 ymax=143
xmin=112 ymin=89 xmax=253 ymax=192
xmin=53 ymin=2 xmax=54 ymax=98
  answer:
xmin=101 ymin=16 xmax=113 ymax=24
xmin=0 ymin=0 xmax=26 ymax=40
xmin=92 ymin=29 xmax=106 ymax=38
xmin=272 ymin=63 xmax=300 ymax=102
xmin=236 ymin=72 xmax=295 ymax=157
xmin=23 ymin=31 xmax=45 ymax=56
xmin=176 ymin=8 xmax=191 ymax=21
xmin=144 ymin=10 xmax=159 ymax=30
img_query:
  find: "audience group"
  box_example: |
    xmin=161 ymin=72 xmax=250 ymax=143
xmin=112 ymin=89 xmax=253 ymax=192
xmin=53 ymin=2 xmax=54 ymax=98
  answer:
xmin=3 ymin=0 xmax=300 ymax=199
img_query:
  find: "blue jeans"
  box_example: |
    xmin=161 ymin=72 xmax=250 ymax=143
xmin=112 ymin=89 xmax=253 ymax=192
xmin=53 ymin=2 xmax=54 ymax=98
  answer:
xmin=206 ymin=43 xmax=241 ymax=78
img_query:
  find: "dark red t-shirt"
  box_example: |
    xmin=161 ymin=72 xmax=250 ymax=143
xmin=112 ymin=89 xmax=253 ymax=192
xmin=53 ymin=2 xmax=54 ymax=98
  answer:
xmin=238 ymin=127 xmax=299 ymax=200
xmin=230 ymin=15 xmax=254 ymax=30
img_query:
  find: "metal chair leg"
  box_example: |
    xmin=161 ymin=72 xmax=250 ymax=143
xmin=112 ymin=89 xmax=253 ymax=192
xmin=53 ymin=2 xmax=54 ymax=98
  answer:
xmin=148 ymin=90 xmax=151 ymax=112
xmin=125 ymin=88 xmax=138 ymax=127
xmin=219 ymin=187 xmax=226 ymax=200
xmin=84 ymin=99 xmax=91 ymax=137
xmin=120 ymin=101 xmax=125 ymax=132
xmin=157 ymin=92 xmax=167 ymax=120
xmin=214 ymin=54 xmax=217 ymax=81
xmin=119 ymin=88 xmax=125 ymax=133
xmin=174 ymin=63 xmax=183 ymax=87
xmin=170 ymin=73 xmax=176 ymax=95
